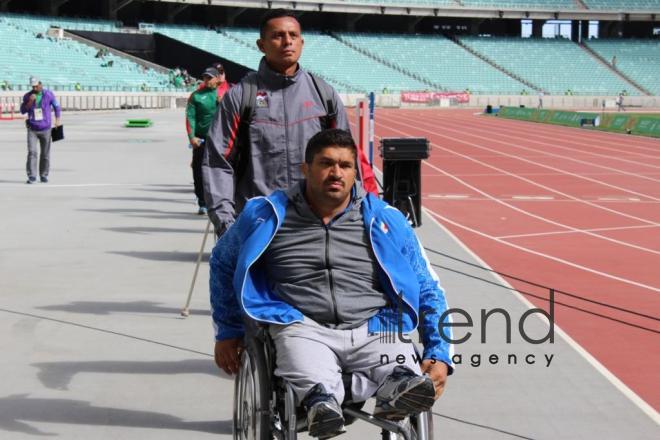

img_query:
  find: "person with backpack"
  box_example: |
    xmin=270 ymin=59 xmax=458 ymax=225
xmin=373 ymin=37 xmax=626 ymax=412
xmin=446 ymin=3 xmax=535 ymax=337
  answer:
xmin=203 ymin=9 xmax=376 ymax=235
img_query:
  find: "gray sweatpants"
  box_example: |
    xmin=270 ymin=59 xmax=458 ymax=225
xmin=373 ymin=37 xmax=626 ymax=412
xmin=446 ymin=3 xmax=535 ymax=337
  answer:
xmin=269 ymin=317 xmax=421 ymax=405
xmin=26 ymin=127 xmax=52 ymax=179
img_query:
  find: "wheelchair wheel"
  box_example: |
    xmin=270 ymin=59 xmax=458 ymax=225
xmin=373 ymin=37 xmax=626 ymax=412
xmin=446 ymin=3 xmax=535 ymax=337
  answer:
xmin=233 ymin=342 xmax=272 ymax=440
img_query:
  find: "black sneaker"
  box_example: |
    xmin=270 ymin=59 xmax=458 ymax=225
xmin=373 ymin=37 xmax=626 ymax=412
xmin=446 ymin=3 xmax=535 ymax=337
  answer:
xmin=374 ymin=366 xmax=435 ymax=421
xmin=26 ymin=177 xmax=36 ymax=184
xmin=304 ymin=384 xmax=345 ymax=439
xmin=40 ymin=176 xmax=48 ymax=183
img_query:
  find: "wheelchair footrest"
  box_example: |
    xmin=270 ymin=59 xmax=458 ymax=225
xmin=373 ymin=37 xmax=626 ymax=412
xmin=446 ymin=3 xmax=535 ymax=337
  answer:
xmin=342 ymin=407 xmax=413 ymax=440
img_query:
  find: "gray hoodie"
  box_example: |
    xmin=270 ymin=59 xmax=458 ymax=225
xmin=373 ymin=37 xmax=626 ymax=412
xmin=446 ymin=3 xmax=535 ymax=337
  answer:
xmin=203 ymin=58 xmax=350 ymax=231
xmin=261 ymin=182 xmax=388 ymax=329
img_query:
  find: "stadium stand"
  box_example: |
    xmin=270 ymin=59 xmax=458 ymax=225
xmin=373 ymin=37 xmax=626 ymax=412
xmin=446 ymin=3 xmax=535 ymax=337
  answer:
xmin=327 ymin=0 xmax=578 ymax=7
xmin=158 ymin=25 xmax=432 ymax=93
xmin=583 ymin=0 xmax=660 ymax=10
xmin=341 ymin=0 xmax=459 ymax=5
xmin=458 ymin=36 xmax=637 ymax=95
xmin=585 ymin=39 xmax=660 ymax=95
xmin=336 ymin=32 xmax=526 ymax=94
xmin=155 ymin=25 xmax=263 ymax=72
xmin=1 ymin=7 xmax=658 ymax=97
xmin=461 ymin=0 xmax=577 ymax=9
xmin=0 ymin=13 xmax=181 ymax=92
xmin=300 ymin=31 xmax=432 ymax=93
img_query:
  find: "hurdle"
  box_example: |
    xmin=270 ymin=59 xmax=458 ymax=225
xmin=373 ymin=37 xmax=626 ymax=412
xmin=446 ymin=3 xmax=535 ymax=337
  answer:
xmin=0 ymin=103 xmax=16 ymax=121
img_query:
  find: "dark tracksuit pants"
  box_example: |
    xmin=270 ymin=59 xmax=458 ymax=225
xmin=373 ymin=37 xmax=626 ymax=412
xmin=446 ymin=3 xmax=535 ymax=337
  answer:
xmin=192 ymin=144 xmax=206 ymax=208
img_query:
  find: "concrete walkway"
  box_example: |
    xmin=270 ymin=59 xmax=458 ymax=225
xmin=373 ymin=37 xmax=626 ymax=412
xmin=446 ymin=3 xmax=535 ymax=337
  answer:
xmin=0 ymin=110 xmax=657 ymax=439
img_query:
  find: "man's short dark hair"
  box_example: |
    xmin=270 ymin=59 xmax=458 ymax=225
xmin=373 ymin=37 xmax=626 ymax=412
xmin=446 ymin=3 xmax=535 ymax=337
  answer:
xmin=259 ymin=9 xmax=299 ymax=38
xmin=305 ymin=129 xmax=357 ymax=164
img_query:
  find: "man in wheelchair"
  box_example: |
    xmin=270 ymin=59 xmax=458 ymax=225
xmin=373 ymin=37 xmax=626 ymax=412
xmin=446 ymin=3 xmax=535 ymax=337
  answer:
xmin=211 ymin=129 xmax=453 ymax=439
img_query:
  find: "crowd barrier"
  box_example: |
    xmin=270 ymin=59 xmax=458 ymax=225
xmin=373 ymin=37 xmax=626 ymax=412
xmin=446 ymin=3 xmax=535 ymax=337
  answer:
xmin=1 ymin=91 xmax=658 ymax=114
xmin=0 ymin=91 xmax=189 ymax=112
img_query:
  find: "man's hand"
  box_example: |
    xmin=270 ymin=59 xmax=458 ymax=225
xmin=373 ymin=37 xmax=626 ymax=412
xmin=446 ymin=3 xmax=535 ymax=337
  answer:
xmin=27 ymin=94 xmax=36 ymax=105
xmin=421 ymin=360 xmax=448 ymax=400
xmin=55 ymin=118 xmax=61 ymax=127
xmin=190 ymin=137 xmax=203 ymax=148
xmin=214 ymin=338 xmax=244 ymax=375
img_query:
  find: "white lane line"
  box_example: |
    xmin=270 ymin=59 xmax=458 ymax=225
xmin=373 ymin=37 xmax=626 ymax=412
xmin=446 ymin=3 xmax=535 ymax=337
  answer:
xmin=462 ymin=110 xmax=660 ymax=153
xmin=425 ymin=207 xmax=660 ymax=424
xmin=423 ymin=159 xmax=660 ymax=255
xmin=511 ymin=195 xmax=555 ymax=200
xmin=427 ymin=194 xmax=470 ymax=199
xmin=388 ymin=112 xmax=660 ymax=187
xmin=425 ymin=208 xmax=660 ymax=293
xmin=598 ymin=197 xmax=641 ymax=202
xmin=469 ymin=114 xmax=660 ymax=161
xmin=375 ymin=119 xmax=660 ymax=255
xmin=377 ymin=115 xmax=660 ymax=221
xmin=497 ymin=224 xmax=660 ymax=240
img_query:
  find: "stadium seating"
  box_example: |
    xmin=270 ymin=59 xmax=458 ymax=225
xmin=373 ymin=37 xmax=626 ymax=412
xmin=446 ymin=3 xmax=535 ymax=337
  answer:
xmin=461 ymin=0 xmax=576 ymax=9
xmin=583 ymin=0 xmax=660 ymax=10
xmin=159 ymin=25 xmax=431 ymax=93
xmin=585 ymin=39 xmax=660 ymax=95
xmin=459 ymin=36 xmax=636 ymax=95
xmin=155 ymin=25 xmax=263 ymax=72
xmin=339 ymin=0 xmax=458 ymax=6
xmin=337 ymin=32 xmax=525 ymax=94
xmin=4 ymin=13 xmax=117 ymax=33
xmin=335 ymin=0 xmax=579 ymax=8
xmin=0 ymin=13 xmax=181 ymax=92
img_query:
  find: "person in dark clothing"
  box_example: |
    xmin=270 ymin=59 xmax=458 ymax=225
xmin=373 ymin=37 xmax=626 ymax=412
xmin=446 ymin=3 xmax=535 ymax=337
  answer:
xmin=185 ymin=66 xmax=227 ymax=214
xmin=203 ymin=9 xmax=376 ymax=236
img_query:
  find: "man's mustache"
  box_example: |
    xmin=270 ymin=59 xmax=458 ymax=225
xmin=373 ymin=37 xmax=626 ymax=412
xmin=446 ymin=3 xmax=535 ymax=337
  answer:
xmin=324 ymin=176 xmax=344 ymax=185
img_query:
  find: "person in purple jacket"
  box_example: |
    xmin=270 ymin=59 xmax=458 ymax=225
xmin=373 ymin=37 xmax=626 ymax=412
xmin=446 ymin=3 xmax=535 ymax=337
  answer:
xmin=20 ymin=76 xmax=61 ymax=184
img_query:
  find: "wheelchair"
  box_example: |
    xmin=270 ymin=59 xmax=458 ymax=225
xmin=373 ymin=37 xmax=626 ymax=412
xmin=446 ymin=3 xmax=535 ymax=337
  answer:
xmin=233 ymin=321 xmax=434 ymax=440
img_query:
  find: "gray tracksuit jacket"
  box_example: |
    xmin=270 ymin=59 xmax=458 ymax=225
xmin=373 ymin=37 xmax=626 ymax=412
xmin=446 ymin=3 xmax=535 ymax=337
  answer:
xmin=262 ymin=182 xmax=388 ymax=329
xmin=202 ymin=58 xmax=350 ymax=231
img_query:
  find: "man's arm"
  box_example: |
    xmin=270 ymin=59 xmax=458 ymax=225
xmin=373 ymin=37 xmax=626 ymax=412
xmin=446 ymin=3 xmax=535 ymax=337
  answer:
xmin=186 ymin=92 xmax=199 ymax=147
xmin=202 ymin=84 xmax=243 ymax=234
xmin=393 ymin=211 xmax=454 ymax=397
xmin=51 ymin=93 xmax=61 ymax=126
xmin=210 ymin=214 xmax=245 ymax=374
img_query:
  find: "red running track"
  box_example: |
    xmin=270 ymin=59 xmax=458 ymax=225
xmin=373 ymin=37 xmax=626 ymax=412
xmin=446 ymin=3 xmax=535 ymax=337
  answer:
xmin=357 ymin=108 xmax=660 ymax=411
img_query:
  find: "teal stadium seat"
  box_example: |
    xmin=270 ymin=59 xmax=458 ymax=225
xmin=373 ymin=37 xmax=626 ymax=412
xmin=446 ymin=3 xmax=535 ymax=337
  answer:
xmin=585 ymin=38 xmax=660 ymax=95
xmin=333 ymin=0 xmax=577 ymax=8
xmin=458 ymin=36 xmax=637 ymax=95
xmin=0 ymin=13 xmax=182 ymax=92
xmin=461 ymin=0 xmax=576 ymax=9
xmin=157 ymin=25 xmax=431 ymax=93
xmin=583 ymin=0 xmax=660 ymax=10
xmin=337 ymin=32 xmax=525 ymax=94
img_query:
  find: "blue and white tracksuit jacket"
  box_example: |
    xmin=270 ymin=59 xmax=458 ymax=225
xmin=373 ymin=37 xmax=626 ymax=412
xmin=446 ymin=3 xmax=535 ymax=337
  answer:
xmin=210 ymin=189 xmax=454 ymax=369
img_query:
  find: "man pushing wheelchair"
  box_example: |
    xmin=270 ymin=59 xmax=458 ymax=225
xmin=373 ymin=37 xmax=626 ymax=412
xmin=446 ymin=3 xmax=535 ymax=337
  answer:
xmin=210 ymin=129 xmax=453 ymax=439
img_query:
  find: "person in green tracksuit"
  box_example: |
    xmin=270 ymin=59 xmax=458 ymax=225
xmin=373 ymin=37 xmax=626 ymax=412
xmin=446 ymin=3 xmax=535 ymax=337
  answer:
xmin=185 ymin=65 xmax=229 ymax=214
